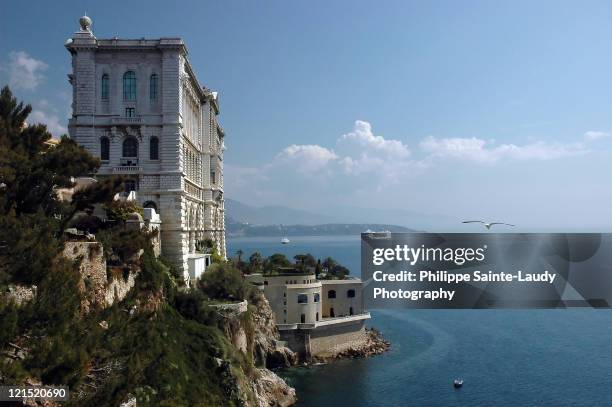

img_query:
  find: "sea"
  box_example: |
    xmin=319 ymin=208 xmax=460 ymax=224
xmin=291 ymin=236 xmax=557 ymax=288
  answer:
xmin=228 ymin=235 xmax=612 ymax=407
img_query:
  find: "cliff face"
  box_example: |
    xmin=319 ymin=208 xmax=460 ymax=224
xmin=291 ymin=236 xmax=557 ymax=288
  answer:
xmin=62 ymin=241 xmax=138 ymax=313
xmin=220 ymin=292 xmax=297 ymax=406
xmin=250 ymin=293 xmax=297 ymax=369
xmin=29 ymin=240 xmax=296 ymax=406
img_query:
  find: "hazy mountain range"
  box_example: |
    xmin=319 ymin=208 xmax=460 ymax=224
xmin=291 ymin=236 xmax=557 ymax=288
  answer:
xmin=225 ymin=199 xmax=334 ymax=225
xmin=224 ymin=198 xmax=452 ymax=236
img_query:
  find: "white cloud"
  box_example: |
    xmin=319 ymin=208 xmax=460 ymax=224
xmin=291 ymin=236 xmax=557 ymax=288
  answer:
xmin=3 ymin=51 xmax=48 ymax=91
xmin=335 ymin=120 xmax=417 ymax=182
xmin=225 ymin=120 xmax=609 ymax=220
xmin=340 ymin=120 xmax=411 ymax=158
xmin=420 ymin=136 xmax=587 ymax=163
xmin=275 ymin=144 xmax=339 ymax=173
xmin=584 ymin=131 xmax=611 ymax=141
xmin=29 ymin=110 xmax=67 ymax=137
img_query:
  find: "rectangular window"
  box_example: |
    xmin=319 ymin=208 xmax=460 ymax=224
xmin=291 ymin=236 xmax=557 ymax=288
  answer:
xmin=123 ymin=71 xmax=137 ymax=100
xmin=211 ymin=171 xmax=216 ymax=184
xmin=125 ymin=107 xmax=135 ymax=117
xmin=101 ymin=74 xmax=109 ymax=100
xmin=297 ymin=294 xmax=308 ymax=304
xmin=150 ymin=74 xmax=158 ymax=100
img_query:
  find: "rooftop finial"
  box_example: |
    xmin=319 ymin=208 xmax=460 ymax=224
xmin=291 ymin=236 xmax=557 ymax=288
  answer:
xmin=79 ymin=14 xmax=92 ymax=31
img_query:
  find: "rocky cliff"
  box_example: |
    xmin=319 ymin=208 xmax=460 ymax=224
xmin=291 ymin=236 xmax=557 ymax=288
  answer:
xmin=219 ymin=292 xmax=297 ymax=406
xmin=62 ymin=241 xmax=138 ymax=314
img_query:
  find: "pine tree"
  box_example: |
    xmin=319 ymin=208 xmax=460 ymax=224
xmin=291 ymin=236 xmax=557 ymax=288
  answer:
xmin=0 ymin=85 xmax=122 ymax=283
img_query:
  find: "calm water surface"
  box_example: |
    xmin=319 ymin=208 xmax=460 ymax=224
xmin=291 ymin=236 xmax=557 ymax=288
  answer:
xmin=228 ymin=235 xmax=612 ymax=406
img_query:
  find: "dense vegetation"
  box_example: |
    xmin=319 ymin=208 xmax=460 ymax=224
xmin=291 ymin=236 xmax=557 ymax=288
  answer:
xmin=0 ymin=86 xmax=258 ymax=406
xmin=233 ymin=250 xmax=350 ymax=279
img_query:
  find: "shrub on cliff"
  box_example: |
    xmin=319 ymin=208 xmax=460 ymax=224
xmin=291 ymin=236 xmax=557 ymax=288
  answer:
xmin=198 ymin=262 xmax=251 ymax=302
xmin=97 ymin=228 xmax=149 ymax=265
xmin=103 ymin=200 xmax=144 ymax=223
xmin=172 ymin=289 xmax=223 ymax=328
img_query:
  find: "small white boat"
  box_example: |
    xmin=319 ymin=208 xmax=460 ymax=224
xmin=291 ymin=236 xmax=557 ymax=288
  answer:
xmin=281 ymin=237 xmax=290 ymax=244
xmin=453 ymin=378 xmax=463 ymax=388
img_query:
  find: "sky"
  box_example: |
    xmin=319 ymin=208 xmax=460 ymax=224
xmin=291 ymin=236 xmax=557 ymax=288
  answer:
xmin=1 ymin=0 xmax=612 ymax=229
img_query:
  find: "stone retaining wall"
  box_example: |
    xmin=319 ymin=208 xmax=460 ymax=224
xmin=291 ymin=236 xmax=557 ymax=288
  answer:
xmin=279 ymin=319 xmax=368 ymax=359
xmin=308 ymin=320 xmax=368 ymax=357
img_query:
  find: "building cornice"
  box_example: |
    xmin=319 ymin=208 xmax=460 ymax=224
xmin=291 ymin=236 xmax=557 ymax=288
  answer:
xmin=66 ymin=36 xmax=188 ymax=53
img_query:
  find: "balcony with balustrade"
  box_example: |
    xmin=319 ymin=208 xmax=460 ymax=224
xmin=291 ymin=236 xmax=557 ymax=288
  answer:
xmin=113 ymin=157 xmax=142 ymax=173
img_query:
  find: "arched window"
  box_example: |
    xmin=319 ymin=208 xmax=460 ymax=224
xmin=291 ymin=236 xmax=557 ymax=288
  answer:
xmin=122 ymin=137 xmax=138 ymax=157
xmin=150 ymin=136 xmax=159 ymax=160
xmin=313 ymin=293 xmax=320 ymax=303
xmin=150 ymin=74 xmax=158 ymax=100
xmin=101 ymin=74 xmax=109 ymax=100
xmin=328 ymin=290 xmax=336 ymax=299
xmin=100 ymin=136 xmax=110 ymax=161
xmin=143 ymin=201 xmax=157 ymax=211
xmin=123 ymin=71 xmax=136 ymax=100
xmin=347 ymin=289 xmax=355 ymax=298
xmin=349 ymin=307 xmax=354 ymax=315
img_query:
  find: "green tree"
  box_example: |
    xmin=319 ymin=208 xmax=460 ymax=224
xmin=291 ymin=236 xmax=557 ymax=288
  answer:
xmin=315 ymin=259 xmax=323 ymax=275
xmin=322 ymin=257 xmax=337 ymax=271
xmin=0 ymin=86 xmax=122 ymax=284
xmin=198 ymin=262 xmax=250 ymax=301
xmin=0 ymin=85 xmax=122 ymax=227
xmin=294 ymin=253 xmax=316 ymax=267
xmin=263 ymin=253 xmax=291 ymax=273
xmin=248 ymin=251 xmax=263 ymax=273
xmin=319 ymin=256 xmax=350 ymax=279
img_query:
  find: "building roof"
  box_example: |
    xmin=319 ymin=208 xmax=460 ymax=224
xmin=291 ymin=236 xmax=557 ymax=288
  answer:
xmin=320 ymin=278 xmax=362 ymax=284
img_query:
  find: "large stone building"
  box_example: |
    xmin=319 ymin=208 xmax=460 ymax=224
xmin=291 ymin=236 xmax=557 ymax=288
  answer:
xmin=65 ymin=16 xmax=226 ymax=284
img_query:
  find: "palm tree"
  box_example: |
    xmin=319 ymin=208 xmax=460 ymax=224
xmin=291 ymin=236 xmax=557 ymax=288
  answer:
xmin=249 ymin=252 xmax=262 ymax=268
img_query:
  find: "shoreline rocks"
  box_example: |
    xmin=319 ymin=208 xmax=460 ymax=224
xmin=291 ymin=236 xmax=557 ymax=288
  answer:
xmin=252 ymin=368 xmax=296 ymax=407
xmin=310 ymin=327 xmax=390 ymax=363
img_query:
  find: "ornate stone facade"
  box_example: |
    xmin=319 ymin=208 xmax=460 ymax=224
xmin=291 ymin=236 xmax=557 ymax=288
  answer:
xmin=65 ymin=17 xmax=226 ymax=284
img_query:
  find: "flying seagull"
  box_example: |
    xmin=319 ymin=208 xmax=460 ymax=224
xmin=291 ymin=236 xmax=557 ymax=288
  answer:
xmin=462 ymin=220 xmax=515 ymax=230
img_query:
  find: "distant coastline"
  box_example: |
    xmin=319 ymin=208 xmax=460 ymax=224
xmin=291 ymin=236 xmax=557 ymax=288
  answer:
xmin=226 ymin=220 xmax=414 ymax=237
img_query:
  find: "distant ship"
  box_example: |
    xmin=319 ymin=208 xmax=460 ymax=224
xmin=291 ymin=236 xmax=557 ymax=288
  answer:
xmin=281 ymin=237 xmax=290 ymax=244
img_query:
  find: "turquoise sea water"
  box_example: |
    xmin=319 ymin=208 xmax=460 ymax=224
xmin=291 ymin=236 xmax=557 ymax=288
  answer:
xmin=228 ymin=235 xmax=612 ymax=406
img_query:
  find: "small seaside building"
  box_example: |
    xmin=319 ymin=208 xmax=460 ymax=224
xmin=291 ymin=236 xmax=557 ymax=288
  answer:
xmin=247 ymin=271 xmax=371 ymax=358
xmin=65 ymin=16 xmax=226 ymax=284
